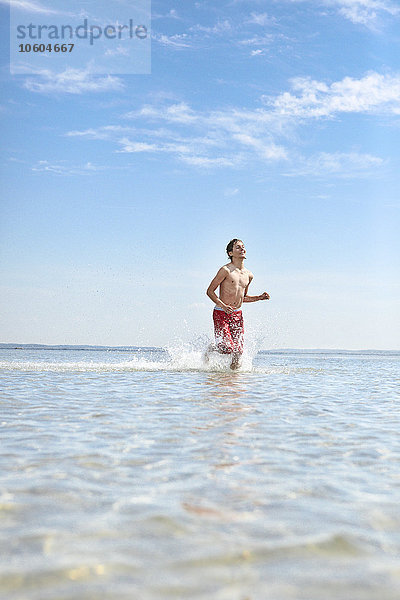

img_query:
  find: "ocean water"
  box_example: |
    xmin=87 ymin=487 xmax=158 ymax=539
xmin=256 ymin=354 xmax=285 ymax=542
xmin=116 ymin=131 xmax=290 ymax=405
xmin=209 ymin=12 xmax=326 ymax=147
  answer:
xmin=1 ymin=346 xmax=400 ymax=600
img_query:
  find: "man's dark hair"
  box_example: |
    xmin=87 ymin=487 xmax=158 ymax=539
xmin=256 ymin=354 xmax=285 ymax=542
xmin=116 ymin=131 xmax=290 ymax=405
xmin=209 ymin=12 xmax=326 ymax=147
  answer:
xmin=226 ymin=238 xmax=241 ymax=261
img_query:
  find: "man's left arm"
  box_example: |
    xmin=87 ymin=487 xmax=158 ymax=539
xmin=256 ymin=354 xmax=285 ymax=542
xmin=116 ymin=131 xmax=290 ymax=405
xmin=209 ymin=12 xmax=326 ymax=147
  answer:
xmin=243 ymin=292 xmax=270 ymax=302
xmin=243 ymin=276 xmax=270 ymax=302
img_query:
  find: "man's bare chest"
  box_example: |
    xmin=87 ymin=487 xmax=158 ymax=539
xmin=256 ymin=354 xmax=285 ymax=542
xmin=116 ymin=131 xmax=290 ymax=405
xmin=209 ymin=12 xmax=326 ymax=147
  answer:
xmin=226 ymin=271 xmax=250 ymax=289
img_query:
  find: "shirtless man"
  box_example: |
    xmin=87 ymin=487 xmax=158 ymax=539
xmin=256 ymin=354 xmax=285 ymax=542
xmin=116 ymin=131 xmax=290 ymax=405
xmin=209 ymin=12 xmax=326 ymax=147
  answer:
xmin=206 ymin=239 xmax=270 ymax=369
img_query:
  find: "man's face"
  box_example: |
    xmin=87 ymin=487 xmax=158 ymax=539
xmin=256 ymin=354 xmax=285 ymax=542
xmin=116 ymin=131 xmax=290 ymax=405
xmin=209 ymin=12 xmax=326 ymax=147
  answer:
xmin=231 ymin=240 xmax=246 ymax=260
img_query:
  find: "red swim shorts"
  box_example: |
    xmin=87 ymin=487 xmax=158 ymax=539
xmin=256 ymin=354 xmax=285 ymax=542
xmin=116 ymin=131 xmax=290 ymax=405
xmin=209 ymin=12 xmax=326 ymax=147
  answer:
xmin=213 ymin=309 xmax=244 ymax=355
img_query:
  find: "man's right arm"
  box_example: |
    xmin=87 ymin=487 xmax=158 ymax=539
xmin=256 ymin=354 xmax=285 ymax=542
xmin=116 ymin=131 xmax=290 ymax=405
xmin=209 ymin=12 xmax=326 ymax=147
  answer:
xmin=206 ymin=267 xmax=232 ymax=313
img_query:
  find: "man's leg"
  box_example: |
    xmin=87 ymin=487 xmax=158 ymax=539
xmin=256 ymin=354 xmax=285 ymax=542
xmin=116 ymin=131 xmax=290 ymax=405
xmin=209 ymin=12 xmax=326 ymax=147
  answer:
xmin=212 ymin=309 xmax=235 ymax=355
xmin=229 ymin=311 xmax=244 ymax=370
xmin=230 ymin=353 xmax=241 ymax=370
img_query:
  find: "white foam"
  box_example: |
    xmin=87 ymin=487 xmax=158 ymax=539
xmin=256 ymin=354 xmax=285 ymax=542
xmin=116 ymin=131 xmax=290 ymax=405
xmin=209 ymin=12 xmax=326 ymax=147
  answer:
xmin=0 ymin=327 xmax=270 ymax=374
xmin=0 ymin=339 xmax=257 ymax=373
xmin=0 ymin=357 xmax=245 ymax=373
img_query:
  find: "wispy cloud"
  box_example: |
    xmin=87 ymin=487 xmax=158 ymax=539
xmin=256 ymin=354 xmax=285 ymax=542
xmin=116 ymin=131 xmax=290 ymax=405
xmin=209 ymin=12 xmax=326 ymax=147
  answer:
xmin=115 ymin=132 xmax=245 ymax=168
xmin=23 ymin=68 xmax=124 ymax=94
xmin=232 ymin=132 xmax=287 ymax=160
xmin=32 ymin=160 xmax=106 ymax=175
xmin=136 ymin=0 xmax=399 ymax=62
xmin=66 ymin=126 xmax=127 ymax=140
xmin=269 ymin=72 xmax=400 ymax=117
xmin=152 ymin=33 xmax=192 ymax=48
xmin=117 ymin=139 xmax=161 ymax=153
xmin=65 ymin=70 xmax=396 ymax=175
xmin=152 ymin=20 xmax=234 ymax=50
xmin=3 ymin=0 xmax=63 ymax=15
xmin=285 ymin=151 xmax=384 ymax=177
xmin=152 ymin=9 xmax=181 ymax=20
xmin=251 ymin=49 xmax=266 ymax=56
xmin=327 ymin=0 xmax=399 ymax=27
xmin=246 ymin=12 xmax=277 ymax=26
xmin=151 ymin=12 xmax=284 ymax=55
xmin=67 ymin=100 xmax=286 ymax=168
xmin=287 ymin=0 xmax=400 ymax=28
xmin=239 ymin=34 xmax=277 ymax=48
xmin=151 ymin=0 xmax=398 ymax=61
xmin=182 ymin=155 xmax=240 ymax=167
xmin=190 ymin=19 xmax=233 ymax=35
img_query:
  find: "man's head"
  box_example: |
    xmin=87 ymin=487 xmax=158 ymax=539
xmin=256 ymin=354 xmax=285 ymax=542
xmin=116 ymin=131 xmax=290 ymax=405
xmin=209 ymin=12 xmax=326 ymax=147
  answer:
xmin=226 ymin=239 xmax=246 ymax=261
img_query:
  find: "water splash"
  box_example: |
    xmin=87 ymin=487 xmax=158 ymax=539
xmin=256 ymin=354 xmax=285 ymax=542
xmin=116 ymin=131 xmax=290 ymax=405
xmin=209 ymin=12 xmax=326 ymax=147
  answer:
xmin=0 ymin=335 xmax=262 ymax=373
xmin=0 ymin=320 xmax=275 ymax=374
xmin=165 ymin=338 xmax=245 ymax=372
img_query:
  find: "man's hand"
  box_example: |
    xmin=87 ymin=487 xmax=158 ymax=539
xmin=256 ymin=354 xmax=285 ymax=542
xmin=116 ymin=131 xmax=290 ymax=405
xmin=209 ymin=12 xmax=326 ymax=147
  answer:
xmin=222 ymin=304 xmax=235 ymax=314
xmin=258 ymin=292 xmax=270 ymax=300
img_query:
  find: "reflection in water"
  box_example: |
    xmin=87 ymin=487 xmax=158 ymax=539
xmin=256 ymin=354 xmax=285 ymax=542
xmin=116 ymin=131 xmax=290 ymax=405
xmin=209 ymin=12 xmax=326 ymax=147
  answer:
xmin=183 ymin=372 xmax=264 ymax=523
xmin=205 ymin=371 xmax=247 ymax=399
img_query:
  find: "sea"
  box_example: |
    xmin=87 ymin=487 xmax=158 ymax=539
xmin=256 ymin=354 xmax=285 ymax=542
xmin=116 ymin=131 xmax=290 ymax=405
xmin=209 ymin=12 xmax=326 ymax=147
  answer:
xmin=1 ymin=344 xmax=399 ymax=600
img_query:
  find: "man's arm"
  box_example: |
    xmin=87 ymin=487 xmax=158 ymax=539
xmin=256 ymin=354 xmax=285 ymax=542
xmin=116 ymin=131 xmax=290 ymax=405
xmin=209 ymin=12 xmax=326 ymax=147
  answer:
xmin=243 ymin=276 xmax=270 ymax=302
xmin=206 ymin=267 xmax=234 ymax=313
xmin=243 ymin=292 xmax=270 ymax=302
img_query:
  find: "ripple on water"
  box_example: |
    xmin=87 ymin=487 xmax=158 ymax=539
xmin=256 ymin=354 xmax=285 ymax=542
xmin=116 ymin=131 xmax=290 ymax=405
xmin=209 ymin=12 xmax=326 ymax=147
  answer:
xmin=1 ymin=349 xmax=400 ymax=599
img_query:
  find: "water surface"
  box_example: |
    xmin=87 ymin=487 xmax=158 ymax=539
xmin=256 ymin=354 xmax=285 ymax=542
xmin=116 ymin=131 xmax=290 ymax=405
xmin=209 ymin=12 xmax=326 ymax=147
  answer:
xmin=1 ymin=347 xmax=399 ymax=599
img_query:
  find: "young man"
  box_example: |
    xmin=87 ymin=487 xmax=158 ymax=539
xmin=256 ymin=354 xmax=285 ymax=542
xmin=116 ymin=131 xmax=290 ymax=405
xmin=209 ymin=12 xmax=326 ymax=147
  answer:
xmin=206 ymin=239 xmax=270 ymax=369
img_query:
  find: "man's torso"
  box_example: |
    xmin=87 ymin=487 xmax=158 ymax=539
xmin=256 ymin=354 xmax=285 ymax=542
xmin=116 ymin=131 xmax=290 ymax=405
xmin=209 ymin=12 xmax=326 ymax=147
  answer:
xmin=219 ymin=263 xmax=252 ymax=308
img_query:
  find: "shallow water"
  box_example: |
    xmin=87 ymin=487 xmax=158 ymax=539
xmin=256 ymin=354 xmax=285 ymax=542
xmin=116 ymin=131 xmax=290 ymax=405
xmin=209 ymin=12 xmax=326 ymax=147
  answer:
xmin=1 ymin=347 xmax=400 ymax=599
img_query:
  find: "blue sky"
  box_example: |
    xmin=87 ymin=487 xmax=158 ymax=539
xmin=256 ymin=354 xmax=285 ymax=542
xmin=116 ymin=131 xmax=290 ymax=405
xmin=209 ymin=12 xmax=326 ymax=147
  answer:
xmin=1 ymin=0 xmax=399 ymax=349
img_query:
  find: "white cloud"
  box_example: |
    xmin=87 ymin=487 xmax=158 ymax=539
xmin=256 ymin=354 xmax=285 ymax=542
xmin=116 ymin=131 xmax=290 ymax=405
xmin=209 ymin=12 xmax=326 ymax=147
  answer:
xmin=65 ymin=70 xmax=396 ymax=175
xmin=152 ymin=33 xmax=192 ymax=48
xmin=328 ymin=0 xmax=399 ymax=26
xmin=4 ymin=0 xmax=63 ymax=15
xmin=124 ymin=103 xmax=288 ymax=164
xmin=287 ymin=0 xmax=399 ymax=27
xmin=23 ymin=68 xmax=124 ymax=94
xmin=117 ymin=139 xmax=160 ymax=153
xmin=232 ymin=132 xmax=287 ymax=160
xmin=145 ymin=102 xmax=198 ymax=124
xmin=270 ymin=72 xmax=400 ymax=118
xmin=135 ymin=0 xmax=398 ymax=61
xmin=115 ymin=135 xmax=240 ymax=168
xmin=66 ymin=125 xmax=128 ymax=139
xmin=151 ymin=12 xmax=287 ymax=54
xmin=152 ymin=19 xmax=233 ymax=51
xmin=246 ymin=12 xmax=276 ymax=26
xmin=285 ymin=151 xmax=384 ymax=176
xmin=152 ymin=9 xmax=181 ymax=20
xmin=180 ymin=155 xmax=239 ymax=167
xmin=32 ymin=160 xmax=106 ymax=175
xmin=190 ymin=20 xmax=233 ymax=35
xmin=67 ymin=101 xmax=287 ymax=169
xmin=239 ymin=34 xmax=276 ymax=46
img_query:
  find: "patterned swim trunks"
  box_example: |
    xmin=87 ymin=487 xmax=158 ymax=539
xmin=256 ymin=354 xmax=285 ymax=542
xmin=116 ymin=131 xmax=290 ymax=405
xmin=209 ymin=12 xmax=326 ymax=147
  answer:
xmin=213 ymin=308 xmax=244 ymax=355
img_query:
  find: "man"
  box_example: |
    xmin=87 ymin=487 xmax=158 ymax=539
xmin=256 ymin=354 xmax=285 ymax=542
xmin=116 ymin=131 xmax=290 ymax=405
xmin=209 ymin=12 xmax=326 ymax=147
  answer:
xmin=206 ymin=239 xmax=270 ymax=369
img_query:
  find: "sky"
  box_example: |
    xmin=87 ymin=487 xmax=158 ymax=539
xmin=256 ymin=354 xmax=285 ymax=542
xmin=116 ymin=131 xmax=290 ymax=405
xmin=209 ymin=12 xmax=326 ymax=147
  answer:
xmin=0 ymin=0 xmax=399 ymax=350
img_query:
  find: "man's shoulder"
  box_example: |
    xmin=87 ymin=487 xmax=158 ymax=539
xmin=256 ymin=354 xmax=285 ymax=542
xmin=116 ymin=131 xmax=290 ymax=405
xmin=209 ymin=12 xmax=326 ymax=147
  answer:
xmin=221 ymin=263 xmax=232 ymax=272
xmin=213 ymin=264 xmax=231 ymax=279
